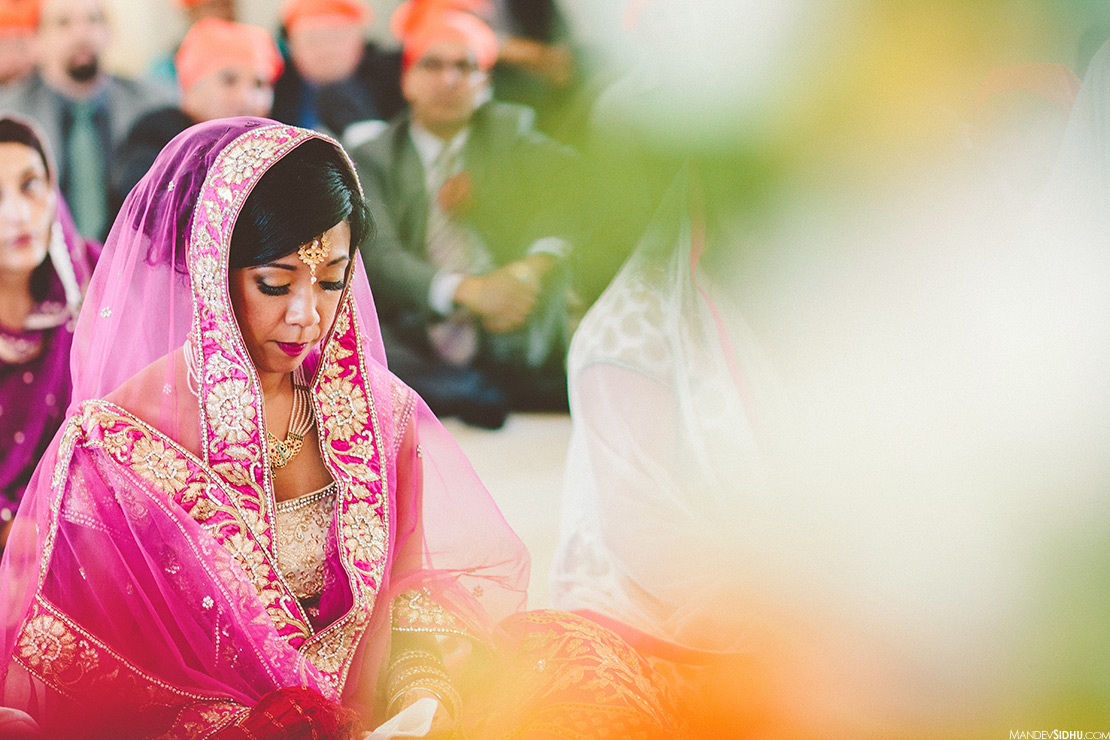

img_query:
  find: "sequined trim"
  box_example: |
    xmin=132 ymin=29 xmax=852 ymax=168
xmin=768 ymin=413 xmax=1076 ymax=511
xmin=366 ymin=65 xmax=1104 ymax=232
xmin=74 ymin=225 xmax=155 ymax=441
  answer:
xmin=62 ymin=400 xmax=313 ymax=644
xmin=275 ymin=484 xmax=336 ymax=601
xmin=13 ymin=595 xmax=243 ymax=712
xmin=392 ymin=588 xmax=475 ymax=640
xmin=275 ymin=482 xmax=338 ymax=513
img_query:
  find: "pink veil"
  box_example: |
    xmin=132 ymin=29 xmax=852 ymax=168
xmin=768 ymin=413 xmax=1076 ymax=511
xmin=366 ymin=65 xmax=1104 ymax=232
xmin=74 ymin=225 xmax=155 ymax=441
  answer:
xmin=0 ymin=118 xmax=528 ymax=737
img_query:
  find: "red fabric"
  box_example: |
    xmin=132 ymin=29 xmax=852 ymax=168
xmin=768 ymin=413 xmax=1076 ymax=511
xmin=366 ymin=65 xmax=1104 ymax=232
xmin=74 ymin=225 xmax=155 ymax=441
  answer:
xmin=175 ymin=18 xmax=284 ymax=93
xmin=280 ymin=0 xmax=371 ymax=31
xmin=389 ymin=0 xmax=494 ymax=39
xmin=213 ymin=687 xmax=360 ymax=740
xmin=0 ymin=0 xmax=35 ymax=32
xmin=395 ymin=6 xmax=498 ymax=71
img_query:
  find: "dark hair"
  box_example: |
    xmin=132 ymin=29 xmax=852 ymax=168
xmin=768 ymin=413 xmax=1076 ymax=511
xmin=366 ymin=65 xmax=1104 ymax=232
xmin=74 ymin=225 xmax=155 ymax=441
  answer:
xmin=0 ymin=117 xmax=55 ymax=301
xmin=229 ymin=138 xmax=372 ymax=268
xmin=0 ymin=118 xmax=52 ymax=178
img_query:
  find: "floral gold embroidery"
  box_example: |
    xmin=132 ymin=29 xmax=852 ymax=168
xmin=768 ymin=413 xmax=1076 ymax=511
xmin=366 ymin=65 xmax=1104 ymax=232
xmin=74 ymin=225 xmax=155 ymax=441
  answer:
xmin=205 ymin=378 xmax=257 ymax=444
xmin=318 ymin=378 xmax=368 ymax=441
xmin=131 ymin=436 xmax=190 ymax=495
xmin=392 ymin=589 xmax=471 ymax=638
xmin=223 ymin=531 xmax=271 ymax=584
xmin=15 ymin=597 xmax=247 ymax=731
xmin=343 ymin=501 xmax=387 ymax=569
xmin=19 ymin=612 xmax=90 ymax=677
xmin=219 ymin=136 xmax=284 ymax=184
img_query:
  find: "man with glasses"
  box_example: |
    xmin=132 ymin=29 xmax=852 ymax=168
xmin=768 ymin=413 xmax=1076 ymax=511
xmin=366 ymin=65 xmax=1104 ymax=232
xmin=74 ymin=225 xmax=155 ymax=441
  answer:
xmin=351 ymin=7 xmax=581 ymax=429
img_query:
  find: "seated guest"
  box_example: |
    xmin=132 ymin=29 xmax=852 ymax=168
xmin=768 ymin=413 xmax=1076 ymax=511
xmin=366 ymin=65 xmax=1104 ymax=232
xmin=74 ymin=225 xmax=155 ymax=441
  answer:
xmin=0 ymin=0 xmax=176 ymax=240
xmin=0 ymin=0 xmax=37 ymax=88
xmin=0 ymin=115 xmax=97 ymax=547
xmin=271 ymin=0 xmax=405 ymax=146
xmin=111 ymin=17 xmax=282 ymax=204
xmin=351 ymin=7 xmax=580 ymax=428
xmin=147 ymin=0 xmax=240 ymax=85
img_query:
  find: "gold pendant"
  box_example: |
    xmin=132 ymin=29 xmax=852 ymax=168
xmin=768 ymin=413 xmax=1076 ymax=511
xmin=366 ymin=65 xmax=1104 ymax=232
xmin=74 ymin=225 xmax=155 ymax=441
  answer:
xmin=268 ymin=431 xmax=304 ymax=471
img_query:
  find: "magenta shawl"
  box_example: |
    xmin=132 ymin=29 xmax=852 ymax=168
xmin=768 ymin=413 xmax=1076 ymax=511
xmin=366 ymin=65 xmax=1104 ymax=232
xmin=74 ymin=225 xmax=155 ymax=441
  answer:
xmin=0 ymin=119 xmax=528 ymax=738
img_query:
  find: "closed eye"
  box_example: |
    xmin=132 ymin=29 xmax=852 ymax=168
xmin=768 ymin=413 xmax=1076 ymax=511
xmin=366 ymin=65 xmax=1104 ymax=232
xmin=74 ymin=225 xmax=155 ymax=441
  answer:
xmin=256 ymin=280 xmax=290 ymax=296
xmin=319 ymin=279 xmax=346 ymax=291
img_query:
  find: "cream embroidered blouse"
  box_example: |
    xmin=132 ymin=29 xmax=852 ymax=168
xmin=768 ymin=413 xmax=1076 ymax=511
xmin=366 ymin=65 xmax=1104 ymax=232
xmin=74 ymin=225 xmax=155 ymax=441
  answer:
xmin=275 ymin=483 xmax=337 ymax=615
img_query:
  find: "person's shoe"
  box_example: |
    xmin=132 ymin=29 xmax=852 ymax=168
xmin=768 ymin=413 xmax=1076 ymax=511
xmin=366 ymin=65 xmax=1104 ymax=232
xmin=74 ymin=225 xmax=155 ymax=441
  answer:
xmin=455 ymin=393 xmax=509 ymax=430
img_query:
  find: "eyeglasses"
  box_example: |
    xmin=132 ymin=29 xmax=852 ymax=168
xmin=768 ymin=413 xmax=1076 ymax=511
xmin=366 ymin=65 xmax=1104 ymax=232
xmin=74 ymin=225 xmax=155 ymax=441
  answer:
xmin=413 ymin=57 xmax=482 ymax=77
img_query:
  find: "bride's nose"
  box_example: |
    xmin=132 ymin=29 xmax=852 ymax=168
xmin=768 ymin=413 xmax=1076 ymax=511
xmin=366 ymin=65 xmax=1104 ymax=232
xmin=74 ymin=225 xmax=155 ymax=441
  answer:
xmin=284 ymin=283 xmax=320 ymax=328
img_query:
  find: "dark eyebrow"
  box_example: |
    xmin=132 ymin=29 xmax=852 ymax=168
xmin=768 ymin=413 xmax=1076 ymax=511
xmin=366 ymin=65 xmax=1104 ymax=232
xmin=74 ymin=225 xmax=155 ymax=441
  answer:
xmin=250 ymin=255 xmax=349 ymax=271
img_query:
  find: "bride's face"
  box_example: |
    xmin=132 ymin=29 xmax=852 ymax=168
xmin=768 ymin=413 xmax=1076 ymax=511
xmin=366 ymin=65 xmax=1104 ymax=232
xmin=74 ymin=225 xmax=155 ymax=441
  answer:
xmin=228 ymin=220 xmax=351 ymax=377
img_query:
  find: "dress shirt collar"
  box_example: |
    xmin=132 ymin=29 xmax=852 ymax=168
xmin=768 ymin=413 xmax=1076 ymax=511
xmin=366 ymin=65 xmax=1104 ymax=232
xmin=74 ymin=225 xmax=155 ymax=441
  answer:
xmin=409 ymin=121 xmax=469 ymax=189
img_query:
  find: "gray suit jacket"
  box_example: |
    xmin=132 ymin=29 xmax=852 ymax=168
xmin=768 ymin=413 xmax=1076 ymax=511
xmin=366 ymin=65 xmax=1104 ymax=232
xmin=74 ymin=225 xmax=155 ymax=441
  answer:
xmin=0 ymin=71 xmax=176 ymax=217
xmin=349 ymin=101 xmax=583 ymax=320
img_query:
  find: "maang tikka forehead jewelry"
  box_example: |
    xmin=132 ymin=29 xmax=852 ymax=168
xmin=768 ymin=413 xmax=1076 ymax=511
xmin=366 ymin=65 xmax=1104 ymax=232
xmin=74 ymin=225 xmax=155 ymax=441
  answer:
xmin=297 ymin=233 xmax=329 ymax=283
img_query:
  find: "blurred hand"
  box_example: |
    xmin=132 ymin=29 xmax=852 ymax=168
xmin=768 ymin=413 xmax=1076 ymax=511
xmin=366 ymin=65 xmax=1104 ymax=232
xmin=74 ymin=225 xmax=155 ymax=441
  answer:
xmin=455 ymin=269 xmax=536 ymax=333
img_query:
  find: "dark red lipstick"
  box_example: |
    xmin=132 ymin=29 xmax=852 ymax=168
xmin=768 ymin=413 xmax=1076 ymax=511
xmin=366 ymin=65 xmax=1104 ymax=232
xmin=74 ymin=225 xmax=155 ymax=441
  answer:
xmin=276 ymin=341 xmax=306 ymax=356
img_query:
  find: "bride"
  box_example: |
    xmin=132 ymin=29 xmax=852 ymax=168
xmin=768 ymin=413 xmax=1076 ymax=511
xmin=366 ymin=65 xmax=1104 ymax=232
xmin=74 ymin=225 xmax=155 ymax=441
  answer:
xmin=0 ymin=118 xmax=675 ymax=739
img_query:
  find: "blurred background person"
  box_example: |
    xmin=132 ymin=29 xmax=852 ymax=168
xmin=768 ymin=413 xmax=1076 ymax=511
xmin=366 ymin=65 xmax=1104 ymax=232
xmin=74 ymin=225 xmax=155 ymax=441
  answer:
xmin=551 ymin=165 xmax=791 ymax=739
xmin=351 ymin=5 xmax=581 ymax=430
xmin=0 ymin=0 xmax=175 ymax=240
xmin=271 ymin=0 xmax=404 ymax=148
xmin=177 ymin=0 xmax=235 ymax=22
xmin=489 ymin=0 xmax=591 ymax=146
xmin=147 ymin=0 xmax=240 ymax=84
xmin=111 ymin=17 xmax=282 ymax=205
xmin=0 ymin=0 xmax=37 ymax=88
xmin=392 ymin=0 xmax=592 ymax=145
xmin=0 ymin=115 xmax=98 ymax=551
xmin=548 ymin=0 xmax=1110 ymax=736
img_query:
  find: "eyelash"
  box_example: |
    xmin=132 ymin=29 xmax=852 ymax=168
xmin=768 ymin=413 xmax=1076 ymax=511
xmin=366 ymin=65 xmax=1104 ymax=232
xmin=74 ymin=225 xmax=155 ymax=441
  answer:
xmin=256 ymin=280 xmax=346 ymax=296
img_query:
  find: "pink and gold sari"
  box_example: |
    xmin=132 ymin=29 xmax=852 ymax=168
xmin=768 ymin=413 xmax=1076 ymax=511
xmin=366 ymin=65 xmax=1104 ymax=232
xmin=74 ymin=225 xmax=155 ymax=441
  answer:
xmin=0 ymin=119 xmax=676 ymax=739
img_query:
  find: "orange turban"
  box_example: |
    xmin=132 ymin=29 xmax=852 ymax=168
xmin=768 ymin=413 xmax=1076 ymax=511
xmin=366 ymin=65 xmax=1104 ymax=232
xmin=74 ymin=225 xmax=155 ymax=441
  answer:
xmin=389 ymin=0 xmax=493 ymax=38
xmin=394 ymin=6 xmax=498 ymax=71
xmin=280 ymin=0 xmax=371 ymax=32
xmin=175 ymin=18 xmax=284 ymax=93
xmin=0 ymin=0 xmax=37 ymax=33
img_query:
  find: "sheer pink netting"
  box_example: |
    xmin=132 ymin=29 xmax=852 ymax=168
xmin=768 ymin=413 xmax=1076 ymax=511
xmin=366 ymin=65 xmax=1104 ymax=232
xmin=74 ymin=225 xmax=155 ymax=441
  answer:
xmin=0 ymin=118 xmax=528 ymax=738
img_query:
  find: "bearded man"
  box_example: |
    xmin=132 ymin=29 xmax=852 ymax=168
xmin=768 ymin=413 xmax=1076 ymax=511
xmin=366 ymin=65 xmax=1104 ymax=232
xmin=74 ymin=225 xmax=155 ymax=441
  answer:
xmin=0 ymin=0 xmax=175 ymax=239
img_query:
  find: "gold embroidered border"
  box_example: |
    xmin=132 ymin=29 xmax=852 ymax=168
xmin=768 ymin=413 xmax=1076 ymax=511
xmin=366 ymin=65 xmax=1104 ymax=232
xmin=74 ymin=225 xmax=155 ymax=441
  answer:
xmin=13 ymin=595 xmax=242 ymax=712
xmin=391 ymin=589 xmax=475 ymax=641
xmin=60 ymin=400 xmax=313 ymax=644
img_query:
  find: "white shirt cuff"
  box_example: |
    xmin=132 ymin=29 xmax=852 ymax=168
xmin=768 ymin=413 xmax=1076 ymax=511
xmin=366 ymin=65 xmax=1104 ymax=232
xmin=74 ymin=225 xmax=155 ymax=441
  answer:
xmin=429 ymin=271 xmax=465 ymax=316
xmin=527 ymin=236 xmax=571 ymax=260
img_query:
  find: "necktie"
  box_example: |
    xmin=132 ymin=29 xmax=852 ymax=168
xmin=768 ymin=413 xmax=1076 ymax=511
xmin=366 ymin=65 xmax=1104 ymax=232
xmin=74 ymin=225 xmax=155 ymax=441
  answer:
xmin=67 ymin=100 xmax=107 ymax=239
xmin=425 ymin=143 xmax=488 ymax=365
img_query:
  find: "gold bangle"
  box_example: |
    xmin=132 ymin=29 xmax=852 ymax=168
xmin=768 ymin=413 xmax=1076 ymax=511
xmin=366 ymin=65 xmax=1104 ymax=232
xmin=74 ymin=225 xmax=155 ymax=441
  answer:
xmin=386 ymin=664 xmax=451 ymax=699
xmin=390 ymin=648 xmax=443 ymax=667
xmin=387 ymin=677 xmax=461 ymax=719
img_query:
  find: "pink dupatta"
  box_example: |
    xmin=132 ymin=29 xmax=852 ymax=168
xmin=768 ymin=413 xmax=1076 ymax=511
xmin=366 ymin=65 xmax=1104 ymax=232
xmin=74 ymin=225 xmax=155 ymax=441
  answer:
xmin=0 ymin=118 xmax=528 ymax=738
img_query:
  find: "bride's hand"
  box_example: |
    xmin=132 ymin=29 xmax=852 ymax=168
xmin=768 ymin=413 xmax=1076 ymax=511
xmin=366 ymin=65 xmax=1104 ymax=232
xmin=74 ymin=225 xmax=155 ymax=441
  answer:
xmin=391 ymin=688 xmax=457 ymax=739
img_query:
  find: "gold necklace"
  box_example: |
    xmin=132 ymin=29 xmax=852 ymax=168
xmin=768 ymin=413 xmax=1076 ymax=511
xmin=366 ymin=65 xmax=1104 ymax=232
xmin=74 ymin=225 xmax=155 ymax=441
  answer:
xmin=268 ymin=368 xmax=314 ymax=472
